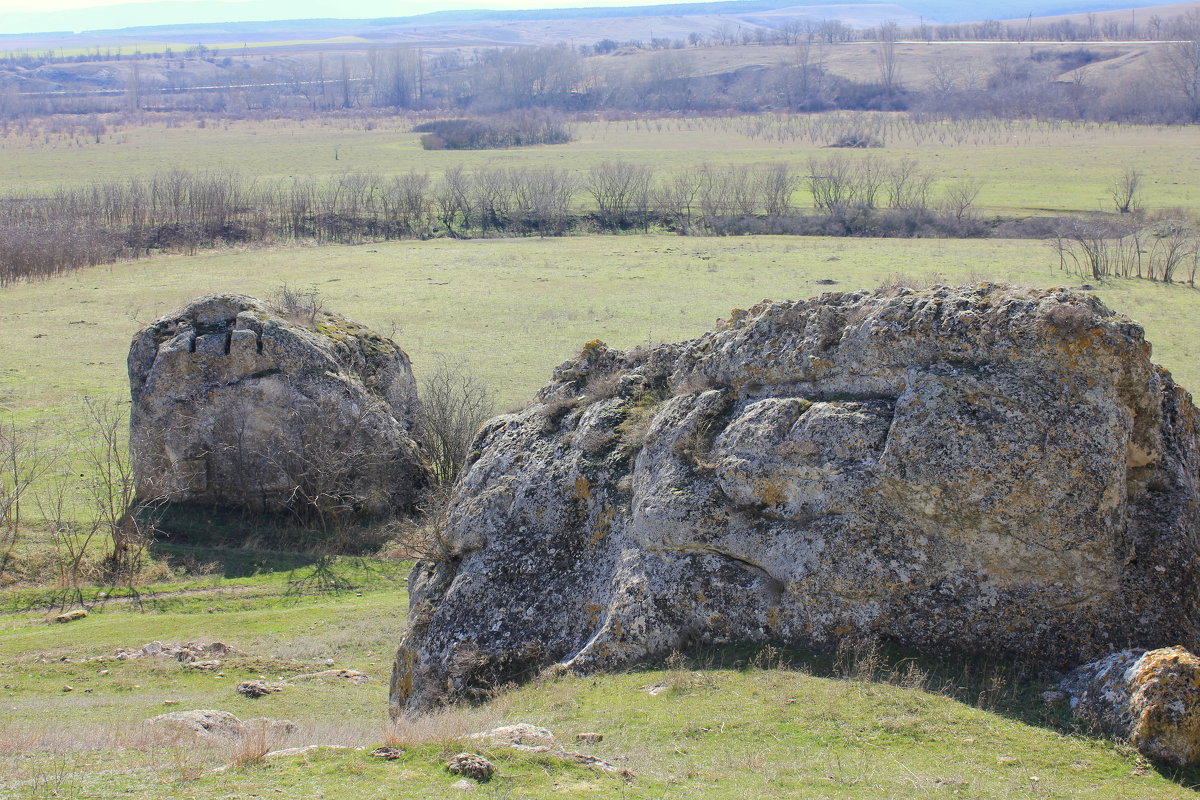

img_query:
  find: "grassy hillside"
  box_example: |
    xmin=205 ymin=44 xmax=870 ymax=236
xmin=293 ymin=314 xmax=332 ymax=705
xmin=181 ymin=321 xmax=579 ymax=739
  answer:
xmin=2 ymin=549 xmax=1198 ymax=798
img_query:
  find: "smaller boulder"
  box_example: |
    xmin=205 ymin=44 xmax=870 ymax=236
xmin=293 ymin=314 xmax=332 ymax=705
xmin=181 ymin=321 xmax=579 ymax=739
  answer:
xmin=142 ymin=709 xmax=244 ymax=740
xmin=237 ymin=680 xmax=283 ymax=698
xmin=447 ymin=753 xmax=495 ymax=782
xmin=470 ymin=723 xmax=556 ymax=747
xmin=1061 ymin=646 xmax=1200 ymax=766
xmin=370 ymin=745 xmax=405 ymax=760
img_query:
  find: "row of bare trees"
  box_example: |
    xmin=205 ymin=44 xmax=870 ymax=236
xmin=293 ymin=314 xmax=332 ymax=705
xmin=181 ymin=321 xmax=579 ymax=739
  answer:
xmin=7 ymin=161 xmax=1195 ymax=287
xmin=0 ymin=160 xmax=998 ymax=284
xmin=1052 ymin=217 xmax=1199 ymax=284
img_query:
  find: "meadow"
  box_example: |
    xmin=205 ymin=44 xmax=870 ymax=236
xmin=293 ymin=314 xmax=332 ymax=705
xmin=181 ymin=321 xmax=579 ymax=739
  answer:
xmin=2 ymin=113 xmax=1198 ymax=216
xmin=3 ymin=547 xmax=1200 ymax=799
xmin=3 ymin=235 xmax=1199 ymax=430
xmin=2 ymin=109 xmax=1200 ymax=798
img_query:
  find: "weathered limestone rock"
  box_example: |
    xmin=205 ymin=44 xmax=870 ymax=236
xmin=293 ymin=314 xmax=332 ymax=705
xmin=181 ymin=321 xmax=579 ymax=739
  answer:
xmin=129 ymin=294 xmax=427 ymax=519
xmin=446 ymin=752 xmax=495 ymax=782
xmin=142 ymin=709 xmax=243 ymax=739
xmin=392 ymin=285 xmax=1200 ymax=714
xmin=1062 ymin=646 xmax=1200 ymax=766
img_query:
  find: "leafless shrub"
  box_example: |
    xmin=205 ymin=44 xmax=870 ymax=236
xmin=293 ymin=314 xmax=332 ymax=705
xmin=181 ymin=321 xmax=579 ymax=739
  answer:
xmin=416 ymin=362 xmax=495 ymax=486
xmin=941 ymin=177 xmax=985 ymax=221
xmin=585 ymin=161 xmax=653 ymax=230
xmin=0 ymin=419 xmax=54 ymax=578
xmin=80 ymin=397 xmax=165 ymax=584
xmin=384 ymin=696 xmax=511 ymax=749
xmin=226 ymin=723 xmax=270 ymax=768
xmin=1109 ymin=166 xmax=1142 ymax=214
xmin=835 ymin=635 xmax=883 ymax=682
xmin=268 ymin=283 xmax=326 ymax=328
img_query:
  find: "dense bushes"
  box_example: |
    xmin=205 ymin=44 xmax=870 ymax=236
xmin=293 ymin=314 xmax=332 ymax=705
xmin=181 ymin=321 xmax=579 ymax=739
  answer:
xmin=414 ymin=112 xmax=572 ymax=150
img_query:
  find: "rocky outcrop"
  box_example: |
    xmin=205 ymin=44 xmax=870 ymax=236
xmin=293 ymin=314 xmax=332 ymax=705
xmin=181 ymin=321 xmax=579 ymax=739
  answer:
xmin=392 ymin=284 xmax=1200 ymax=714
xmin=129 ymin=294 xmax=428 ymax=520
xmin=1062 ymin=646 xmax=1200 ymax=766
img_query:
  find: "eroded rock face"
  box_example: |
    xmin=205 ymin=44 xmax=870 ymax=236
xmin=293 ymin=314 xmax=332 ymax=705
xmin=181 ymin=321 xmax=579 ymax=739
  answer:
xmin=1062 ymin=646 xmax=1200 ymax=766
xmin=392 ymin=285 xmax=1200 ymax=714
xmin=129 ymin=294 xmax=427 ymax=518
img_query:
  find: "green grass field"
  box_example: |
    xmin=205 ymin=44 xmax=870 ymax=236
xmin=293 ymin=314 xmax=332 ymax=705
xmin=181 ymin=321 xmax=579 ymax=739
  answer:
xmin=2 ymin=225 xmax=1200 ymax=799
xmin=3 ymin=113 xmax=1197 ymax=216
xmin=2 ymin=235 xmax=1197 ymax=425
xmin=2 ymin=554 xmax=1197 ymax=799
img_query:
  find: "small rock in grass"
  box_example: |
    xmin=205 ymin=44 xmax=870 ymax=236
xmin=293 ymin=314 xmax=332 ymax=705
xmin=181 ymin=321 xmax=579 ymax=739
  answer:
xmin=446 ymin=753 xmax=494 ymax=783
xmin=143 ymin=709 xmax=244 ymax=740
xmin=450 ymin=778 xmax=476 ymax=792
xmin=290 ymin=669 xmax=371 ymax=685
xmin=237 ymin=680 xmax=283 ymax=698
xmin=471 ymin=723 xmax=555 ymax=747
xmin=1041 ymin=690 xmax=1067 ymax=704
xmin=370 ymin=745 xmax=404 ymax=760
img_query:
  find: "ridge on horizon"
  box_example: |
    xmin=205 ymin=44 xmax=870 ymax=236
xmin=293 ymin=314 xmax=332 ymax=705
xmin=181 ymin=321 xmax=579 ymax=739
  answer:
xmin=0 ymin=0 xmax=1184 ymax=40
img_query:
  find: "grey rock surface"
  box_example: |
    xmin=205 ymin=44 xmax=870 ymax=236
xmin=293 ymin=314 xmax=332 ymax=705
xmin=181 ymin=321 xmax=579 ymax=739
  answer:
xmin=392 ymin=284 xmax=1200 ymax=713
xmin=129 ymin=294 xmax=427 ymax=519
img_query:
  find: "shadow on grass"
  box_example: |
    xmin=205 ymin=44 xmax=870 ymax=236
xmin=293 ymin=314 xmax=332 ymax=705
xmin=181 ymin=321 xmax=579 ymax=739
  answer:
xmin=150 ymin=541 xmax=319 ymax=579
xmin=625 ymin=641 xmax=1200 ymax=791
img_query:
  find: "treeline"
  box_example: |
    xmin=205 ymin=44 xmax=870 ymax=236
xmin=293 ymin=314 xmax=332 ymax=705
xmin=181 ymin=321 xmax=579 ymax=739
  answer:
xmin=5 ymin=160 xmax=1195 ymax=287
xmin=4 ymin=9 xmax=1199 ymax=124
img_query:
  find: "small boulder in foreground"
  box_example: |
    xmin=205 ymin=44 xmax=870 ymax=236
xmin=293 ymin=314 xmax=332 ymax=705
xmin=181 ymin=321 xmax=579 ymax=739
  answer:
xmin=1062 ymin=646 xmax=1200 ymax=766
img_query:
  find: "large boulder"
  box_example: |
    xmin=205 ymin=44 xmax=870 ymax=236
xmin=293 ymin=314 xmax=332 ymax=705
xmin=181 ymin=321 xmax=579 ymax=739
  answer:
xmin=392 ymin=284 xmax=1200 ymax=713
xmin=1061 ymin=646 xmax=1200 ymax=766
xmin=129 ymin=294 xmax=428 ymax=519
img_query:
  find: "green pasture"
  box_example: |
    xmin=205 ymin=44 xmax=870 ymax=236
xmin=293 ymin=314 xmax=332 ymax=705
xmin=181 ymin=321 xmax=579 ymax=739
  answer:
xmin=1 ymin=561 xmax=1196 ymax=798
xmin=2 ymin=114 xmax=1197 ymax=215
xmin=3 ymin=235 xmax=1199 ymax=433
xmin=2 ymin=235 xmax=1199 ymax=797
xmin=3 ymin=234 xmax=1198 ymax=424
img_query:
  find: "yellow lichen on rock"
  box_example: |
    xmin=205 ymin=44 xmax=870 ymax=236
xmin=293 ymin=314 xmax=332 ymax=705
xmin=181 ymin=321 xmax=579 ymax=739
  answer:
xmin=1063 ymin=646 xmax=1200 ymax=766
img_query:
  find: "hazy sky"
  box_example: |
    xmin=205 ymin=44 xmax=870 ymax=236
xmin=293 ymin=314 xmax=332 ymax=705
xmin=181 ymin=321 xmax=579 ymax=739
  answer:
xmin=0 ymin=0 xmax=706 ymax=14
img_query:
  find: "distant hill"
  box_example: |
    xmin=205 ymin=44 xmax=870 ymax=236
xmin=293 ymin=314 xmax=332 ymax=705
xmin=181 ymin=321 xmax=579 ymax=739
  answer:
xmin=0 ymin=0 xmax=1189 ymax=46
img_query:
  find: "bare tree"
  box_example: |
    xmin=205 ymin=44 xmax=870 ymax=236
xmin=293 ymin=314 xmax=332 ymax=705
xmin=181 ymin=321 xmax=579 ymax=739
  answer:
xmin=876 ymin=20 xmax=902 ymax=95
xmin=584 ymin=161 xmax=653 ymax=230
xmin=653 ymin=171 xmax=702 ymax=227
xmin=434 ymin=166 xmax=474 ymax=237
xmin=416 ymin=362 xmax=495 ymax=486
xmin=884 ymin=158 xmax=934 ymax=211
xmin=756 ymin=163 xmax=797 ymax=216
xmin=1109 ymin=166 xmax=1143 ymax=214
xmin=1163 ymin=11 xmax=1200 ymax=120
xmin=0 ymin=419 xmax=54 ymax=577
xmin=942 ymin=177 xmax=985 ymax=221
